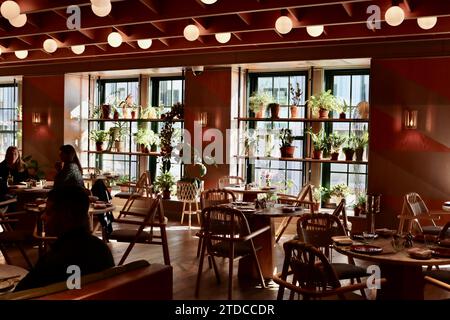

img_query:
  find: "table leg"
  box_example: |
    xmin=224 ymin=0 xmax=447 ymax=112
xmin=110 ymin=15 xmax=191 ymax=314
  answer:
xmin=377 ymin=263 xmax=424 ymax=300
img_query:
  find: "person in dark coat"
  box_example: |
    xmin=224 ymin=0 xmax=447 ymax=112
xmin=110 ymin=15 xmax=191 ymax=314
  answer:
xmin=53 ymin=145 xmax=84 ymax=189
xmin=0 ymin=146 xmax=28 ymax=185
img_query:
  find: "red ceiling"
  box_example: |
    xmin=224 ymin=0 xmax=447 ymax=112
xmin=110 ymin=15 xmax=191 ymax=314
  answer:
xmin=0 ymin=0 xmax=449 ymax=69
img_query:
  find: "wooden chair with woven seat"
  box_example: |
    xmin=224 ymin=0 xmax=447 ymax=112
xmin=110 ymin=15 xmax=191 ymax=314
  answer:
xmin=274 ymin=240 xmax=375 ymax=300
xmin=177 ymin=181 xmax=201 ymax=229
xmin=116 ymin=171 xmax=152 ymax=219
xmin=104 ymin=195 xmax=170 ymax=266
xmin=296 ymin=213 xmax=368 ymax=297
xmin=275 ymin=184 xmax=316 ymax=243
xmin=217 ymin=176 xmax=245 ymax=189
xmin=397 ymin=192 xmax=444 ymax=236
xmin=195 ymin=206 xmax=269 ymax=300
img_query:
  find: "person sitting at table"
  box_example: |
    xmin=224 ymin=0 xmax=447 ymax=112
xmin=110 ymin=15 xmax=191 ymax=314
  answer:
xmin=14 ymin=186 xmax=115 ymax=291
xmin=53 ymin=144 xmax=84 ymax=189
xmin=0 ymin=146 xmax=28 ymax=185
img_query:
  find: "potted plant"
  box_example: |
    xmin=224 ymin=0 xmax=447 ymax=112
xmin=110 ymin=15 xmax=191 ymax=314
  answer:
xmin=141 ymin=106 xmax=158 ymax=119
xmin=115 ymin=175 xmax=131 ymax=192
xmin=289 ymin=83 xmax=303 ymax=118
xmin=312 ymin=186 xmax=322 ymax=211
xmin=154 ymin=172 xmax=176 ymax=199
xmin=307 ymin=90 xmax=338 ymax=119
xmin=320 ymin=186 xmax=332 ymax=208
xmin=330 ymin=183 xmax=350 ymax=205
xmin=342 ymin=135 xmax=356 ymax=161
xmin=130 ymin=105 xmax=138 ymax=119
xmin=353 ymin=131 xmax=369 ymax=161
xmin=306 ymin=127 xmax=327 ymax=159
xmin=354 ymin=194 xmax=366 ymax=216
xmin=357 ymin=101 xmax=369 ymax=119
xmin=268 ymin=102 xmax=280 ymax=119
xmin=101 ymin=104 xmax=111 ymax=119
xmin=110 ymin=122 xmax=128 ymax=152
xmin=90 ymin=130 xmax=109 ymax=151
xmin=242 ymin=129 xmax=257 ymax=157
xmin=135 ymin=128 xmax=159 ymax=153
xmin=249 ymin=91 xmax=273 ymax=118
xmin=279 ymin=128 xmax=295 ymax=158
xmin=328 ymin=132 xmax=347 ymax=161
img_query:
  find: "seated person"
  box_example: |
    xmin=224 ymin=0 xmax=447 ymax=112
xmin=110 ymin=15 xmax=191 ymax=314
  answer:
xmin=0 ymin=146 xmax=28 ymax=185
xmin=53 ymin=145 xmax=84 ymax=189
xmin=14 ymin=186 xmax=115 ymax=291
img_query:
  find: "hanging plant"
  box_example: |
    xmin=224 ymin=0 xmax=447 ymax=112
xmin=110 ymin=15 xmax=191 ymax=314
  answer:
xmin=160 ymin=102 xmax=184 ymax=173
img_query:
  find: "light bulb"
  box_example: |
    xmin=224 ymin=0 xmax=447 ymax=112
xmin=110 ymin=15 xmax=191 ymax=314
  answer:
xmin=184 ymin=24 xmax=200 ymax=41
xmin=200 ymin=0 xmax=217 ymax=4
xmin=275 ymin=16 xmax=293 ymax=34
xmin=417 ymin=16 xmax=437 ymax=30
xmin=43 ymin=39 xmax=58 ymax=53
xmin=91 ymin=0 xmax=110 ymax=6
xmin=9 ymin=13 xmax=26 ymax=27
xmin=15 ymin=50 xmax=28 ymax=59
xmin=92 ymin=2 xmax=111 ymax=17
xmin=107 ymin=32 xmax=122 ymax=47
xmin=1 ymin=1 xmax=20 ymax=20
xmin=306 ymin=25 xmax=324 ymax=37
xmin=71 ymin=45 xmax=86 ymax=55
xmin=137 ymin=39 xmax=152 ymax=49
xmin=215 ymin=32 xmax=231 ymax=44
xmin=385 ymin=6 xmax=404 ymax=26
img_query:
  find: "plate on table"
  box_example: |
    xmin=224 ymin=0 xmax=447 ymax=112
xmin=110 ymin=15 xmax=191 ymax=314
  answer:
xmin=432 ymin=247 xmax=450 ymax=258
xmin=332 ymin=236 xmax=353 ymax=246
xmin=350 ymin=245 xmax=383 ymax=254
xmin=0 ymin=280 xmax=14 ymax=292
xmin=407 ymin=248 xmax=432 ymax=260
xmin=231 ymin=202 xmax=254 ymax=207
xmin=352 ymin=233 xmax=378 ymax=241
xmin=375 ymin=228 xmax=396 ymax=237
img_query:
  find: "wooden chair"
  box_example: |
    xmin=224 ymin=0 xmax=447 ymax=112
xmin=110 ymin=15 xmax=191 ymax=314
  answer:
xmin=275 ymin=184 xmax=316 ymax=243
xmin=217 ymin=176 xmax=245 ymax=189
xmin=117 ymin=171 xmax=152 ymax=219
xmin=195 ymin=206 xmax=269 ymax=300
xmin=177 ymin=181 xmax=201 ymax=229
xmin=0 ymin=198 xmax=34 ymax=268
xmin=331 ymin=199 xmax=350 ymax=235
xmin=274 ymin=240 xmax=372 ymax=300
xmin=105 ymin=195 xmax=170 ymax=266
xmin=296 ymin=213 xmax=368 ymax=297
xmin=397 ymin=192 xmax=442 ymax=235
xmin=424 ymin=274 xmax=450 ymax=292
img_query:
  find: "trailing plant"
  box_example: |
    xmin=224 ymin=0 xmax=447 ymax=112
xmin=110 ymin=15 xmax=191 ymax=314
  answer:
xmin=248 ymin=91 xmax=273 ymax=113
xmin=306 ymin=127 xmax=327 ymax=151
xmin=279 ymin=128 xmax=294 ymax=147
xmin=290 ymin=83 xmax=303 ymax=107
xmin=160 ymin=102 xmax=184 ymax=173
xmin=307 ymin=90 xmax=339 ymax=114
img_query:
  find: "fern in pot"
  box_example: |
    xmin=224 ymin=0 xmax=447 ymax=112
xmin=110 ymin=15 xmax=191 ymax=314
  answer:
xmin=249 ymin=91 xmax=273 ymax=118
xmin=328 ymin=132 xmax=346 ymax=161
xmin=353 ymin=131 xmax=369 ymax=161
xmin=89 ymin=130 xmax=109 ymax=152
xmin=306 ymin=127 xmax=327 ymax=159
xmin=307 ymin=90 xmax=338 ymax=119
xmin=279 ymin=128 xmax=295 ymax=158
xmin=135 ymin=128 xmax=159 ymax=153
xmin=342 ymin=135 xmax=356 ymax=161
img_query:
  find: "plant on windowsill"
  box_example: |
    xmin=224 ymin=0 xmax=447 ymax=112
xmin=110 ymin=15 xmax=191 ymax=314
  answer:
xmin=353 ymin=130 xmax=369 ymax=161
xmin=115 ymin=175 xmax=131 ymax=192
xmin=289 ymin=83 xmax=303 ymax=118
xmin=109 ymin=122 xmax=128 ymax=152
xmin=338 ymin=99 xmax=349 ymax=119
xmin=306 ymin=127 xmax=327 ymax=159
xmin=342 ymin=135 xmax=356 ymax=161
xmin=154 ymin=171 xmax=176 ymax=200
xmin=330 ymin=183 xmax=351 ymax=205
xmin=279 ymin=128 xmax=295 ymax=158
xmin=328 ymin=132 xmax=347 ymax=161
xmin=242 ymin=128 xmax=257 ymax=157
xmin=89 ymin=130 xmax=109 ymax=152
xmin=249 ymin=91 xmax=273 ymax=118
xmin=312 ymin=185 xmax=323 ymax=211
xmin=353 ymin=194 xmax=367 ymax=217
xmin=134 ymin=128 xmax=159 ymax=153
xmin=307 ymin=90 xmax=339 ymax=119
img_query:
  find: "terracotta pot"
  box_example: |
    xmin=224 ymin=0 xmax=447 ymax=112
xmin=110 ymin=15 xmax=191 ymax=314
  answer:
xmin=95 ymin=142 xmax=104 ymax=152
xmin=280 ymin=146 xmax=295 ymax=158
xmin=290 ymin=105 xmax=300 ymax=118
xmin=255 ymin=105 xmax=266 ymax=118
xmin=269 ymin=103 xmax=280 ymax=119
xmin=131 ymin=111 xmax=136 ymax=119
xmin=101 ymin=104 xmax=111 ymax=119
xmin=355 ymin=148 xmax=364 ymax=161
xmin=354 ymin=206 xmax=361 ymax=217
xmin=339 ymin=112 xmax=346 ymax=119
xmin=344 ymin=149 xmax=355 ymax=161
xmin=144 ymin=146 xmax=150 ymax=153
xmin=139 ymin=143 xmax=146 ymax=153
xmin=318 ymin=108 xmax=329 ymax=119
xmin=113 ymin=111 xmax=119 ymax=120
xmin=312 ymin=150 xmax=322 ymax=159
xmin=114 ymin=141 xmax=123 ymax=152
xmin=162 ymin=189 xmax=171 ymax=200
xmin=330 ymin=152 xmax=339 ymax=161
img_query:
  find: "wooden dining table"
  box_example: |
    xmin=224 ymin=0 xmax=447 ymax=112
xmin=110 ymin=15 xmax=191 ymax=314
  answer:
xmin=334 ymin=237 xmax=450 ymax=300
xmin=224 ymin=186 xmax=278 ymax=202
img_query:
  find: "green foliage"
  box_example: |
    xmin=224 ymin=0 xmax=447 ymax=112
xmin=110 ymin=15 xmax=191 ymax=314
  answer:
xmin=154 ymin=171 xmax=176 ymax=192
xmin=353 ymin=131 xmax=369 ymax=149
xmin=116 ymin=175 xmax=130 ymax=184
xmin=110 ymin=122 xmax=128 ymax=141
xmin=307 ymin=90 xmax=339 ymax=113
xmin=328 ymin=132 xmax=347 ymax=153
xmin=290 ymin=83 xmax=303 ymax=107
xmin=279 ymin=128 xmax=294 ymax=147
xmin=354 ymin=194 xmax=367 ymax=208
xmin=330 ymin=183 xmax=351 ymax=198
xmin=89 ymin=130 xmax=109 ymax=142
xmin=135 ymin=128 xmax=159 ymax=147
xmin=248 ymin=91 xmax=273 ymax=112
xmin=306 ymin=127 xmax=327 ymax=151
xmin=22 ymin=155 xmax=45 ymax=180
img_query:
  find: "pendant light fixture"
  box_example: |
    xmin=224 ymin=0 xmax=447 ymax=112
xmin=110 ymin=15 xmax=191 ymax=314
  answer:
xmin=71 ymin=45 xmax=86 ymax=55
xmin=417 ymin=16 xmax=437 ymax=30
xmin=43 ymin=39 xmax=58 ymax=53
xmin=1 ymin=1 xmax=20 ymax=20
xmin=275 ymin=16 xmax=293 ymax=34
xmin=385 ymin=5 xmax=405 ymax=26
xmin=184 ymin=24 xmax=200 ymax=41
xmin=9 ymin=13 xmax=26 ymax=27
xmin=200 ymin=0 xmax=217 ymax=4
xmin=107 ymin=32 xmax=123 ymax=47
xmin=137 ymin=39 xmax=153 ymax=49
xmin=306 ymin=25 xmax=324 ymax=37
xmin=15 ymin=50 xmax=28 ymax=59
xmin=215 ymin=32 xmax=231 ymax=44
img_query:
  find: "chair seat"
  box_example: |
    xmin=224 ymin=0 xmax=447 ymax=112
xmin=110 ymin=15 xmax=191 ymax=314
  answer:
xmin=422 ymin=225 xmax=444 ymax=235
xmin=424 ymin=270 xmax=450 ymax=284
xmin=210 ymin=241 xmax=261 ymax=258
xmin=331 ymin=263 xmax=369 ymax=280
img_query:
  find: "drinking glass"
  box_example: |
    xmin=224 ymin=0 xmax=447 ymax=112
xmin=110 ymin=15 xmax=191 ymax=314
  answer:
xmin=362 ymin=231 xmax=376 ymax=244
xmin=423 ymin=234 xmax=437 ymax=249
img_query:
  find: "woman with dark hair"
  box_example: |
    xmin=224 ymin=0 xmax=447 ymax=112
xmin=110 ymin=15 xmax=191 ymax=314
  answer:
xmin=53 ymin=145 xmax=84 ymax=189
xmin=0 ymin=146 xmax=28 ymax=185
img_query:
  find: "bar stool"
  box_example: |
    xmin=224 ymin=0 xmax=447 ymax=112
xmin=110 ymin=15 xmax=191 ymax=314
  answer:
xmin=177 ymin=181 xmax=201 ymax=229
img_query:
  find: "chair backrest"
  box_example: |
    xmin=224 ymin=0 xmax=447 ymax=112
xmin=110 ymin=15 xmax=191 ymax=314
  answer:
xmin=297 ymin=213 xmax=347 ymax=249
xmin=200 ymin=189 xmax=236 ymax=210
xmin=177 ymin=181 xmax=199 ymax=201
xmin=398 ymin=192 xmax=436 ymax=234
xmin=331 ymin=199 xmax=349 ymax=234
xmin=293 ymin=184 xmax=316 ymax=212
xmin=218 ymin=176 xmax=245 ymax=189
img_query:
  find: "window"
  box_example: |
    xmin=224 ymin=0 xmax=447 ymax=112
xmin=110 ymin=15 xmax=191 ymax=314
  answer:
xmin=247 ymin=72 xmax=308 ymax=195
xmin=0 ymin=83 xmax=19 ymax=159
xmin=322 ymin=69 xmax=370 ymax=199
xmin=151 ymin=77 xmax=184 ymax=181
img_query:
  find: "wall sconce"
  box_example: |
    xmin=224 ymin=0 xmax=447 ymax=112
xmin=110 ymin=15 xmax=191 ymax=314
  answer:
xmin=32 ymin=112 xmax=47 ymax=125
xmin=199 ymin=112 xmax=208 ymax=127
xmin=404 ymin=109 xmax=418 ymax=129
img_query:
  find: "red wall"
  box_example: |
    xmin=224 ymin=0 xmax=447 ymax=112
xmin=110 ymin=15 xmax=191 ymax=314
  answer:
xmin=22 ymin=75 xmax=65 ymax=180
xmin=369 ymin=58 xmax=450 ymax=228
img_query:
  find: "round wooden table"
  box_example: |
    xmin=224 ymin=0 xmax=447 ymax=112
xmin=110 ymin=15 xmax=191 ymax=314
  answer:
xmin=334 ymin=237 xmax=450 ymax=300
xmin=224 ymin=186 xmax=277 ymax=202
xmin=0 ymin=264 xmax=28 ymax=294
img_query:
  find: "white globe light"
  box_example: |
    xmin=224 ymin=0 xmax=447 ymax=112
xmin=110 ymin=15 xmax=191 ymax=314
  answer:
xmin=15 ymin=50 xmax=28 ymax=59
xmin=137 ymin=39 xmax=152 ymax=49
xmin=417 ymin=16 xmax=437 ymax=30
xmin=184 ymin=24 xmax=200 ymax=41
xmin=1 ymin=1 xmax=20 ymax=20
xmin=306 ymin=25 xmax=324 ymax=37
xmin=385 ymin=6 xmax=405 ymax=26
xmin=9 ymin=13 xmax=26 ymax=28
xmin=108 ymin=32 xmax=122 ymax=47
xmin=200 ymin=0 xmax=217 ymax=4
xmin=92 ymin=3 xmax=111 ymax=17
xmin=91 ymin=0 xmax=110 ymax=7
xmin=215 ymin=32 xmax=231 ymax=44
xmin=71 ymin=45 xmax=86 ymax=55
xmin=43 ymin=39 xmax=58 ymax=53
xmin=275 ymin=16 xmax=293 ymax=34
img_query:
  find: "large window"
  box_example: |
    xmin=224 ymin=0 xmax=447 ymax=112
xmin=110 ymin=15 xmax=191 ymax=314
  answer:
xmin=247 ymin=72 xmax=308 ymax=195
xmin=0 ymin=83 xmax=19 ymax=159
xmin=322 ymin=70 xmax=370 ymax=199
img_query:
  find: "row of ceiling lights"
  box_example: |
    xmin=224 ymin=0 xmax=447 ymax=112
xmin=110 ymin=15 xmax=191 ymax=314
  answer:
xmin=0 ymin=0 xmax=440 ymax=60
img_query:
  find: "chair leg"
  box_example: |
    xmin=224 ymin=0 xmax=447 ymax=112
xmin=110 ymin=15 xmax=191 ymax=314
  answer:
xmin=195 ymin=236 xmax=207 ymax=297
xmin=211 ymin=255 xmax=221 ymax=284
xmin=196 ymin=237 xmax=202 ymax=258
xmin=275 ymin=216 xmax=293 ymax=243
xmin=160 ymin=226 xmax=171 ymax=265
xmin=188 ymin=203 xmax=192 ymax=229
xmin=180 ymin=202 xmax=186 ymax=225
xmin=228 ymin=243 xmax=235 ymax=300
xmin=118 ymin=242 xmax=136 ymax=266
xmin=250 ymin=241 xmax=267 ymax=289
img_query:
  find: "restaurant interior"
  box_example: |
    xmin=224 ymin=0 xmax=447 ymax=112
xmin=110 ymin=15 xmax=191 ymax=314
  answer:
xmin=0 ymin=0 xmax=449 ymax=302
